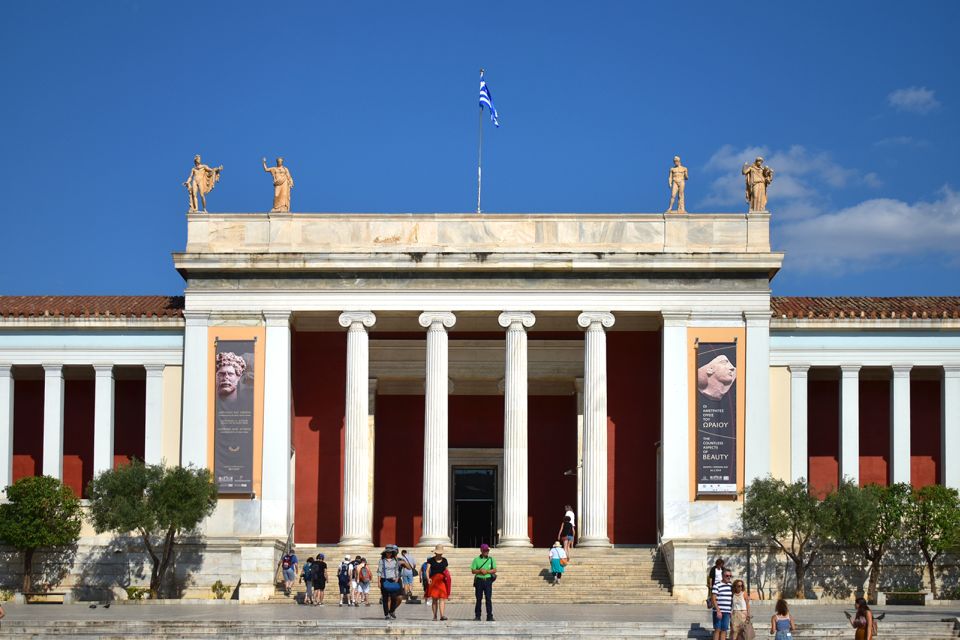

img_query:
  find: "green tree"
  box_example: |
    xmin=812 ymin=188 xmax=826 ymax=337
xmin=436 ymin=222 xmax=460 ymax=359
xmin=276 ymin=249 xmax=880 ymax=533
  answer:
xmin=741 ymin=477 xmax=829 ymax=598
xmin=823 ymin=480 xmax=911 ymax=604
xmin=86 ymin=460 xmax=218 ymax=598
xmin=0 ymin=476 xmax=83 ymax=593
xmin=905 ymin=484 xmax=960 ymax=599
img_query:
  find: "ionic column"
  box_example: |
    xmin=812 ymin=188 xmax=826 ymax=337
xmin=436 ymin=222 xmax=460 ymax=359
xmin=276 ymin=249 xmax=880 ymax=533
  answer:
xmin=745 ymin=311 xmax=771 ymax=484
xmin=42 ymin=363 xmax=65 ymax=479
xmin=788 ymin=365 xmax=810 ymax=483
xmin=338 ymin=311 xmax=376 ymax=546
xmin=890 ymin=365 xmax=913 ymax=485
xmin=840 ymin=364 xmax=861 ymax=484
xmin=418 ymin=311 xmax=456 ymax=547
xmin=660 ymin=311 xmax=690 ymax=540
xmin=577 ymin=311 xmax=614 ymax=547
xmin=92 ymin=364 xmax=116 ymax=475
xmin=143 ymin=364 xmax=165 ymax=465
xmin=181 ymin=311 xmax=210 ymax=468
xmin=262 ymin=311 xmax=293 ymax=537
xmin=498 ymin=311 xmax=535 ymax=547
xmin=942 ymin=365 xmax=960 ymax=489
xmin=0 ymin=364 xmax=13 ymax=494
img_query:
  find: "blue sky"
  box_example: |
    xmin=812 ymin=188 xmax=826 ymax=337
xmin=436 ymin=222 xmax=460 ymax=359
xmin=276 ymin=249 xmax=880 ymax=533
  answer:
xmin=2 ymin=1 xmax=958 ymax=296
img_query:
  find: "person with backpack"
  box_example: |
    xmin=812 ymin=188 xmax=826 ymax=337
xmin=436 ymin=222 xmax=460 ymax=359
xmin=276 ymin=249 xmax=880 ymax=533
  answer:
xmin=301 ymin=556 xmax=315 ymax=605
xmin=471 ymin=543 xmax=497 ymax=622
xmin=280 ymin=546 xmax=299 ymax=597
xmin=349 ymin=555 xmax=362 ymax=606
xmin=400 ymin=550 xmax=418 ymax=601
xmin=355 ymin=557 xmax=372 ymax=606
xmin=337 ymin=555 xmax=352 ymax=606
xmin=707 ymin=558 xmax=725 ymax=607
xmin=311 ymin=553 xmax=327 ymax=606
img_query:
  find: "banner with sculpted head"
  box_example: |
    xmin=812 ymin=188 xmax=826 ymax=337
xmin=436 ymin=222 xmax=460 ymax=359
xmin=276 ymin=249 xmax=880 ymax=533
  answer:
xmin=695 ymin=342 xmax=738 ymax=496
xmin=214 ymin=339 xmax=255 ymax=493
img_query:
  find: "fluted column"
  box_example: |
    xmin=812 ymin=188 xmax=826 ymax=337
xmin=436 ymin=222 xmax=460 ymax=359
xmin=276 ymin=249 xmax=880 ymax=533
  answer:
xmin=788 ymin=365 xmax=810 ymax=482
xmin=92 ymin=364 xmax=116 ymax=475
xmin=143 ymin=364 xmax=165 ymax=465
xmin=744 ymin=311 xmax=771 ymax=484
xmin=418 ymin=311 xmax=456 ymax=547
xmin=660 ymin=311 xmax=689 ymax=540
xmin=42 ymin=363 xmax=65 ymax=479
xmin=0 ymin=364 xmax=13 ymax=494
xmin=339 ymin=311 xmax=376 ymax=546
xmin=943 ymin=365 xmax=960 ymax=489
xmin=577 ymin=311 xmax=614 ymax=547
xmin=181 ymin=311 xmax=210 ymax=468
xmin=891 ymin=365 xmax=913 ymax=484
xmin=498 ymin=311 xmax=535 ymax=547
xmin=840 ymin=364 xmax=861 ymax=484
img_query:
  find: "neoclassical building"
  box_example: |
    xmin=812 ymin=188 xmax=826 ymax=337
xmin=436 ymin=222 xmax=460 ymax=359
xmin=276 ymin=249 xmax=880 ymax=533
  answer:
xmin=1 ymin=211 xmax=957 ymax=600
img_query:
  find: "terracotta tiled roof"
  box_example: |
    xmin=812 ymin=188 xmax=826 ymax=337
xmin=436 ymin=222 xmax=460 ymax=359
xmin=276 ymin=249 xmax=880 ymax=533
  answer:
xmin=771 ymin=296 xmax=960 ymax=320
xmin=0 ymin=296 xmax=184 ymax=319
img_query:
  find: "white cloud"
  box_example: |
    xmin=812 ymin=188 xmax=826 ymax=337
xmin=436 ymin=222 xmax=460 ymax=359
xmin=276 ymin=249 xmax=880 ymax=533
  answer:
xmin=887 ymin=87 xmax=941 ymax=114
xmin=700 ymin=144 xmax=865 ymax=216
xmin=778 ymin=188 xmax=960 ymax=272
xmin=873 ymin=135 xmax=931 ymax=148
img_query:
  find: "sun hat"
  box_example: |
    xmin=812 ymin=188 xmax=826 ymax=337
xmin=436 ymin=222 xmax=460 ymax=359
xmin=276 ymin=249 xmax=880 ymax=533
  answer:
xmin=480 ymin=543 xmax=490 ymax=552
xmin=552 ymin=541 xmax=561 ymax=547
xmin=343 ymin=555 xmax=350 ymax=561
xmin=433 ymin=544 xmax=445 ymax=555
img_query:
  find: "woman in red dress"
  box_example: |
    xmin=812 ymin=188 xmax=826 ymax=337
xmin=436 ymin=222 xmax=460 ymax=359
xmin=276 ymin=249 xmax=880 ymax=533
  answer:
xmin=426 ymin=545 xmax=450 ymax=621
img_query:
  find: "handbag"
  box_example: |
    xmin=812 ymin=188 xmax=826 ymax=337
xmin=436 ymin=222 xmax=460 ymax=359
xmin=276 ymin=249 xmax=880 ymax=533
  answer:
xmin=741 ymin=619 xmax=756 ymax=640
xmin=381 ymin=579 xmax=402 ymax=595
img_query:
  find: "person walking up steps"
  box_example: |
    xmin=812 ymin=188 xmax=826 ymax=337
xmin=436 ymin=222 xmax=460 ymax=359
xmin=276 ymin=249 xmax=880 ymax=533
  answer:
xmin=471 ymin=543 xmax=497 ymax=622
xmin=557 ymin=515 xmax=575 ymax=559
xmin=301 ymin=556 xmax=315 ymax=605
xmin=548 ymin=541 xmax=567 ymax=585
xmin=337 ymin=555 xmax=352 ymax=606
xmin=280 ymin=546 xmax=298 ymax=597
xmin=355 ymin=557 xmax=372 ymax=606
xmin=311 ymin=553 xmax=327 ymax=605
xmin=770 ymin=599 xmax=796 ymax=640
xmin=401 ymin=549 xmax=418 ymax=602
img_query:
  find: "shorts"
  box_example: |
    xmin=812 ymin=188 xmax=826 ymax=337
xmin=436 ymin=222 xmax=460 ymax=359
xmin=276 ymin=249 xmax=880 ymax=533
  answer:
xmin=712 ymin=611 xmax=731 ymax=631
xmin=357 ymin=581 xmax=370 ymax=593
xmin=312 ymin=579 xmax=326 ymax=591
xmin=282 ymin=568 xmax=296 ymax=582
xmin=350 ymin=580 xmax=358 ymax=591
xmin=401 ymin=575 xmax=414 ymax=586
xmin=564 ymin=535 xmax=574 ymax=542
xmin=338 ymin=580 xmax=350 ymax=595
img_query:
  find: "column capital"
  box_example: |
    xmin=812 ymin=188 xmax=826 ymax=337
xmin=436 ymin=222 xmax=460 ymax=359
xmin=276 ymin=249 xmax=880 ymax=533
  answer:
xmin=263 ymin=310 xmax=292 ymax=326
xmin=892 ymin=364 xmax=913 ymax=377
xmin=944 ymin=364 xmax=960 ymax=377
xmin=743 ymin=310 xmax=772 ymax=326
xmin=840 ymin=364 xmax=862 ymax=376
xmin=144 ymin=363 xmax=166 ymax=377
xmin=418 ymin=311 xmax=456 ymax=329
xmin=183 ymin=310 xmax=210 ymax=325
xmin=661 ymin=310 xmax=691 ymax=327
xmin=338 ymin=311 xmax=376 ymax=330
xmin=788 ymin=364 xmax=811 ymax=376
xmin=93 ymin=363 xmax=114 ymax=376
xmin=42 ymin=363 xmax=63 ymax=377
xmin=577 ymin=311 xmax=615 ymax=330
xmin=0 ymin=363 xmax=11 ymax=377
xmin=498 ymin=311 xmax=536 ymax=329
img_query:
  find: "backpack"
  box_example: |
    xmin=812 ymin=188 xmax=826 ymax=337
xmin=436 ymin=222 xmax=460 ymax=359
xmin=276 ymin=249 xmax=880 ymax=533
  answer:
xmin=359 ymin=566 xmax=371 ymax=583
xmin=337 ymin=562 xmax=351 ymax=584
xmin=301 ymin=561 xmax=313 ymax=580
xmin=282 ymin=554 xmax=293 ymax=570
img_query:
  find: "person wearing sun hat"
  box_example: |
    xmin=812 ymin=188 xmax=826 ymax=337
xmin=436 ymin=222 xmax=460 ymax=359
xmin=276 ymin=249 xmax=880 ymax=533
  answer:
xmin=471 ymin=543 xmax=497 ymax=622
xmin=377 ymin=544 xmax=411 ymax=620
xmin=426 ymin=545 xmax=450 ymax=621
xmin=548 ymin=540 xmax=568 ymax=585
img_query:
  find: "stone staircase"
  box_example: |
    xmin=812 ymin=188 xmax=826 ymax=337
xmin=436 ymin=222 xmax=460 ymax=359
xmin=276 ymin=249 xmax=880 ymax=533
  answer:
xmin=271 ymin=546 xmax=674 ymax=604
xmin=6 ymin=618 xmax=959 ymax=639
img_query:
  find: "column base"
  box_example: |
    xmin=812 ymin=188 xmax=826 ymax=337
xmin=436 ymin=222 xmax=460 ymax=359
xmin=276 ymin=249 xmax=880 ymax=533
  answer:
xmin=497 ymin=536 xmax=533 ymax=548
xmin=577 ymin=536 xmax=612 ymax=548
xmin=338 ymin=536 xmax=373 ymax=547
xmin=416 ymin=536 xmax=451 ymax=548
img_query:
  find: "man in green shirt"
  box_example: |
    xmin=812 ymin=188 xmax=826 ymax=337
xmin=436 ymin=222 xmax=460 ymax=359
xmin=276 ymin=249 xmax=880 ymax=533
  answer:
xmin=470 ymin=543 xmax=497 ymax=621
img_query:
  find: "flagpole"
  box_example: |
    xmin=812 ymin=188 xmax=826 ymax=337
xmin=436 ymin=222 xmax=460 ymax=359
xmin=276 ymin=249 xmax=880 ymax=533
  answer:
xmin=477 ymin=68 xmax=484 ymax=214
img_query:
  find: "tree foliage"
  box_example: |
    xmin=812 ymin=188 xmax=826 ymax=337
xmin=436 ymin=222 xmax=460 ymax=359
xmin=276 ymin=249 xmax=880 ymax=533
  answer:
xmin=87 ymin=460 xmax=218 ymax=598
xmin=0 ymin=476 xmax=82 ymax=593
xmin=823 ymin=480 xmax=911 ymax=604
xmin=741 ymin=477 xmax=828 ymax=598
xmin=905 ymin=484 xmax=960 ymax=599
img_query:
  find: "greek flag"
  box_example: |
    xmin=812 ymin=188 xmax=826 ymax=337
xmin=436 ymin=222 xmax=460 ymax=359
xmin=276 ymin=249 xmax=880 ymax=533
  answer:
xmin=479 ymin=72 xmax=500 ymax=127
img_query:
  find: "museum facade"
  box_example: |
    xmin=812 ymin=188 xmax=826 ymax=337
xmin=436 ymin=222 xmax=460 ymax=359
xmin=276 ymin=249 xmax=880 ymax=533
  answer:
xmin=1 ymin=211 xmax=958 ymax=600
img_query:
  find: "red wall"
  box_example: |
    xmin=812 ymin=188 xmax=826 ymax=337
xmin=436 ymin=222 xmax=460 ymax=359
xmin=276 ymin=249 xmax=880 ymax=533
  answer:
xmin=528 ymin=395 xmax=577 ymax=546
xmin=291 ymin=331 xmax=346 ymax=544
xmin=859 ymin=380 xmax=890 ymax=486
xmin=114 ymin=379 xmax=145 ymax=467
xmin=808 ymin=378 xmax=840 ymax=498
xmin=63 ymin=379 xmax=94 ymax=497
xmin=910 ymin=379 xmax=941 ymax=487
xmin=607 ymin=331 xmax=661 ymax=544
xmin=374 ymin=395 xmax=424 ymax=547
xmin=12 ymin=379 xmax=43 ymax=481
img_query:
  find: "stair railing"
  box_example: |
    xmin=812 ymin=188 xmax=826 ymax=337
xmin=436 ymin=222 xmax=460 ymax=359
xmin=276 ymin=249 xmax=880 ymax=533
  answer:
xmin=273 ymin=522 xmax=296 ymax=586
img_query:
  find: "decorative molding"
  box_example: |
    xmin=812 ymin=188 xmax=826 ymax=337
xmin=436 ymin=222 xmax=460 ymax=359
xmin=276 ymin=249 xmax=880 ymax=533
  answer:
xmin=891 ymin=364 xmax=913 ymax=377
xmin=262 ymin=310 xmax=292 ymax=326
xmin=577 ymin=312 xmax=615 ymax=329
xmin=787 ymin=364 xmax=810 ymax=376
xmin=840 ymin=364 xmax=862 ymax=376
xmin=143 ymin=363 xmax=166 ymax=376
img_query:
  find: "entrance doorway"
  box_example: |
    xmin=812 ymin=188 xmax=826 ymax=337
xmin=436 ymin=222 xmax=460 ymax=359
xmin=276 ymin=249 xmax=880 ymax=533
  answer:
xmin=452 ymin=467 xmax=496 ymax=548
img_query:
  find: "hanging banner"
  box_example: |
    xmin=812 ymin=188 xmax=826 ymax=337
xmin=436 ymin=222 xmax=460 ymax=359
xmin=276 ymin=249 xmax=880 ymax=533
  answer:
xmin=213 ymin=339 xmax=256 ymax=493
xmin=695 ymin=342 xmax=738 ymax=496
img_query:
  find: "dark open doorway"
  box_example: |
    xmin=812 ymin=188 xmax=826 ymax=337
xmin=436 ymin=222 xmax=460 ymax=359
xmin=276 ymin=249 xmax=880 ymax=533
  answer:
xmin=452 ymin=467 xmax=496 ymax=548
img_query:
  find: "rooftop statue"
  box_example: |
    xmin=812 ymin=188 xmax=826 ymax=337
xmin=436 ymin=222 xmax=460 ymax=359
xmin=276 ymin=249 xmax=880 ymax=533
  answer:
xmin=183 ymin=155 xmax=223 ymax=213
xmin=742 ymin=156 xmax=774 ymax=213
xmin=262 ymin=157 xmax=294 ymax=213
xmin=666 ymin=155 xmax=689 ymax=213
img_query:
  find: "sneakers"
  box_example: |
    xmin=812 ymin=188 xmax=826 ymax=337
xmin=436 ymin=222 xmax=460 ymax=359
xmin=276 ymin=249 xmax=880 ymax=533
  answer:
xmin=389 ymin=612 xmax=397 ymax=619
xmin=487 ymin=616 xmax=495 ymax=622
xmin=474 ymin=616 xmax=481 ymax=621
